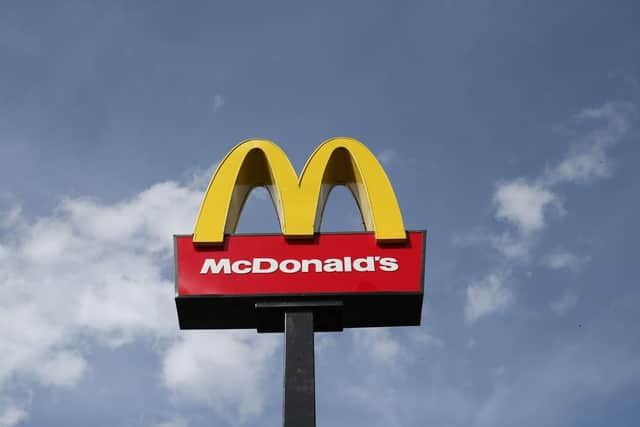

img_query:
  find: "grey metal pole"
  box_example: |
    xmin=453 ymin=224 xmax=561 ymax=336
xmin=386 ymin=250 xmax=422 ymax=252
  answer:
xmin=283 ymin=311 xmax=316 ymax=427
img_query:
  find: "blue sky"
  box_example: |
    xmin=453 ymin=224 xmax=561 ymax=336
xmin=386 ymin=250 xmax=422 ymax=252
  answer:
xmin=1 ymin=1 xmax=639 ymax=426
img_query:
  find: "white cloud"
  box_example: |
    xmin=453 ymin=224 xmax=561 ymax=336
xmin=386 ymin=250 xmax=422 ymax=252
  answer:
xmin=493 ymin=179 xmax=560 ymax=235
xmin=545 ymin=101 xmax=633 ymax=185
xmin=212 ymin=95 xmax=224 ymax=112
xmin=33 ymin=351 xmax=87 ymax=388
xmin=153 ymin=416 xmax=188 ymax=427
xmin=249 ymin=186 xmax=269 ymax=201
xmin=376 ymin=148 xmax=397 ymax=166
xmin=352 ymin=328 xmax=403 ymax=365
xmin=186 ymin=162 xmax=220 ymax=190
xmin=576 ymin=101 xmax=632 ymax=133
xmin=316 ymin=334 xmax=336 ymax=354
xmin=0 ymin=403 xmax=27 ymax=427
xmin=0 ymin=174 xmax=278 ymax=423
xmin=162 ymin=331 xmax=278 ymax=423
xmin=0 ymin=205 xmax=21 ymax=229
xmin=492 ymin=101 xmax=633 ymax=239
xmin=547 ymin=144 xmax=611 ymax=184
xmin=491 ymin=232 xmax=531 ymax=260
xmin=0 ymin=184 xmax=188 ymax=399
xmin=410 ymin=330 xmax=444 ymax=349
xmin=464 ymin=101 xmax=634 ymax=323
xmin=543 ymin=250 xmax=589 ymax=272
xmin=453 ymin=230 xmax=531 ymax=260
xmin=550 ymin=291 xmax=579 ymax=316
xmin=465 ymin=273 xmax=513 ymax=323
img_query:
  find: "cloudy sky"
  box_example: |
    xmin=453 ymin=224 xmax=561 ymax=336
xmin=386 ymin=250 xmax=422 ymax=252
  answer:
xmin=1 ymin=1 xmax=639 ymax=426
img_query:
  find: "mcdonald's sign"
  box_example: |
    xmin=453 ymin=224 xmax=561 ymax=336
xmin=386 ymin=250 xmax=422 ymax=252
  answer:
xmin=174 ymin=138 xmax=425 ymax=331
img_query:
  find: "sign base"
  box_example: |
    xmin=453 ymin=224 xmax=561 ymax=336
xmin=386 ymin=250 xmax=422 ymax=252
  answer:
xmin=255 ymin=300 xmax=343 ymax=332
xmin=175 ymin=293 xmax=422 ymax=331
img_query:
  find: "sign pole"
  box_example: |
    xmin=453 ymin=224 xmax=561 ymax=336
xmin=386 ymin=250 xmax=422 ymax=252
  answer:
xmin=283 ymin=311 xmax=316 ymax=427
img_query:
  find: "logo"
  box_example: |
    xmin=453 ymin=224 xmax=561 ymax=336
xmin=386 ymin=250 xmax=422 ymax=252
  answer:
xmin=174 ymin=138 xmax=425 ymax=331
xmin=193 ymin=137 xmax=406 ymax=244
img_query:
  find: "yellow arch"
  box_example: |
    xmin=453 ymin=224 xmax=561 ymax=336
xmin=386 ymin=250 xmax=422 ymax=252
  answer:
xmin=193 ymin=137 xmax=406 ymax=244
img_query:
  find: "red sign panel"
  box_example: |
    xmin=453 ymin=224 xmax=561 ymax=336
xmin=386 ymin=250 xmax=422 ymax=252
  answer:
xmin=175 ymin=231 xmax=425 ymax=297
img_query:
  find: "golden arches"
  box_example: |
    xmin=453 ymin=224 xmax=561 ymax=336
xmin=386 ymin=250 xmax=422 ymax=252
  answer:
xmin=193 ymin=137 xmax=406 ymax=244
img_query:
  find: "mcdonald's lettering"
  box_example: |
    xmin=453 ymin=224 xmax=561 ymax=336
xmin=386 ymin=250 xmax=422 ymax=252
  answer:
xmin=198 ymin=256 xmax=400 ymax=275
